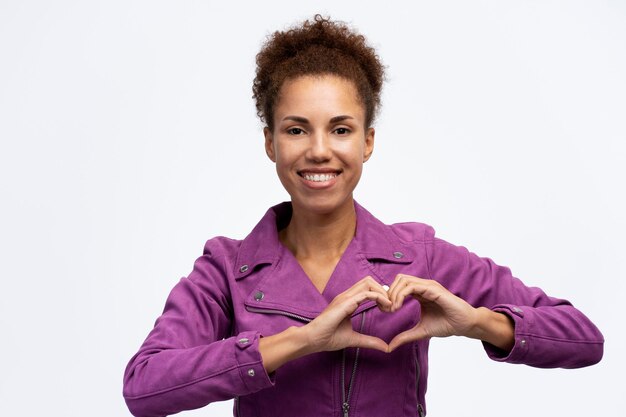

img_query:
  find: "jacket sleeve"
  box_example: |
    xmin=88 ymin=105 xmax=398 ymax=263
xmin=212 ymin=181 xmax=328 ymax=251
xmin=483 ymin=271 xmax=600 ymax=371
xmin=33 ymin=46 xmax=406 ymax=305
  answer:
xmin=423 ymin=226 xmax=604 ymax=369
xmin=122 ymin=243 xmax=276 ymax=417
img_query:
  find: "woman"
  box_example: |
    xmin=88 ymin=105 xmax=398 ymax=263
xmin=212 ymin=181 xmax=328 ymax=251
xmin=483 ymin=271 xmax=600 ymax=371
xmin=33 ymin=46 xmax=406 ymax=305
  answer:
xmin=122 ymin=15 xmax=604 ymax=417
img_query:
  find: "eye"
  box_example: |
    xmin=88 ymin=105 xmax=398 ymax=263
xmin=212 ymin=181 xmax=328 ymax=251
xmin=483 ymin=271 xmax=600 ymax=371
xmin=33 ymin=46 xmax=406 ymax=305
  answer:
xmin=287 ymin=127 xmax=305 ymax=135
xmin=334 ymin=127 xmax=351 ymax=135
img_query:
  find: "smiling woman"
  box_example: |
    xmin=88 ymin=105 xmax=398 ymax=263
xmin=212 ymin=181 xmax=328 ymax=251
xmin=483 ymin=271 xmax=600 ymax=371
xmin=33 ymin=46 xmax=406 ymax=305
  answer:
xmin=122 ymin=14 xmax=604 ymax=417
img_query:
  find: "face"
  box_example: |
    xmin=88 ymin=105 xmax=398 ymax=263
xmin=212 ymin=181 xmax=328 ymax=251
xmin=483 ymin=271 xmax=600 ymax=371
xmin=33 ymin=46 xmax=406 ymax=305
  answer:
xmin=264 ymin=75 xmax=375 ymax=216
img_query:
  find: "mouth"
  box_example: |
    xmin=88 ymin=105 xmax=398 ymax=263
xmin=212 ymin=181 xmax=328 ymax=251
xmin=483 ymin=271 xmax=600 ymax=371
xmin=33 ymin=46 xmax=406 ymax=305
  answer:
xmin=297 ymin=170 xmax=342 ymax=183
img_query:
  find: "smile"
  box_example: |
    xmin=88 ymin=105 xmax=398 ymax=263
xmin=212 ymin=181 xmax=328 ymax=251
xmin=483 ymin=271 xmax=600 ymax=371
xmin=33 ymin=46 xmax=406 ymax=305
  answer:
xmin=301 ymin=173 xmax=338 ymax=182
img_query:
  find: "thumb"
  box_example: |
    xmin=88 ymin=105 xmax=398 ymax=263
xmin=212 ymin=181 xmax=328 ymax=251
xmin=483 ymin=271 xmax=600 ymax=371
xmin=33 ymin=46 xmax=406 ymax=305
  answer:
xmin=388 ymin=325 xmax=428 ymax=352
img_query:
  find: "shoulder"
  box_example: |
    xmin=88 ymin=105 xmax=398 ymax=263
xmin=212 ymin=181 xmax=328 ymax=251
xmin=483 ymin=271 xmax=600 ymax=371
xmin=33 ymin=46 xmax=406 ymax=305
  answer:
xmin=201 ymin=235 xmax=243 ymax=260
xmin=385 ymin=219 xmax=461 ymax=254
xmin=384 ymin=220 xmax=471 ymax=273
xmin=386 ymin=221 xmax=436 ymax=244
xmin=183 ymin=236 xmax=243 ymax=297
xmin=193 ymin=235 xmax=245 ymax=277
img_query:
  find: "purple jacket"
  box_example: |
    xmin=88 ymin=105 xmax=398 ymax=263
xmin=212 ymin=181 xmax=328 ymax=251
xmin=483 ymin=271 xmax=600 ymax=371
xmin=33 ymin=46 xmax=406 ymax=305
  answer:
xmin=123 ymin=201 xmax=604 ymax=417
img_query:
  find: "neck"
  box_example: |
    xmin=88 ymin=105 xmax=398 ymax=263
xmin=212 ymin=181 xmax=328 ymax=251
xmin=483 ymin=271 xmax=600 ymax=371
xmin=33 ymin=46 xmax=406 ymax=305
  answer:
xmin=279 ymin=197 xmax=357 ymax=260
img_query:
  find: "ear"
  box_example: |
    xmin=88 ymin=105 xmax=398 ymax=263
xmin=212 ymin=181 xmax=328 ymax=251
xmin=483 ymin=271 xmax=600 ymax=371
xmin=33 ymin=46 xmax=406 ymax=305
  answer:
xmin=264 ymin=127 xmax=276 ymax=162
xmin=363 ymin=127 xmax=375 ymax=162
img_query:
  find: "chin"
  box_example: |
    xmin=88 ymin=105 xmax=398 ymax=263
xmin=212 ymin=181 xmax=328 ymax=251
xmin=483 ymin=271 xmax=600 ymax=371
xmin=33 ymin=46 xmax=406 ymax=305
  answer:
xmin=292 ymin=194 xmax=354 ymax=216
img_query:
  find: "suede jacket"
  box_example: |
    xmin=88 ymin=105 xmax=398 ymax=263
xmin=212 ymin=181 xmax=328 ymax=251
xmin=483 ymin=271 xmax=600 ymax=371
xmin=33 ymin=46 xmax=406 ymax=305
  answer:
xmin=123 ymin=201 xmax=604 ymax=417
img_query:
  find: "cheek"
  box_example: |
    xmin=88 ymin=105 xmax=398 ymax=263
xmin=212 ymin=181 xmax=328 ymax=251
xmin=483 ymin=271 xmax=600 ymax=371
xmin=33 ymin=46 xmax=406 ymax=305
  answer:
xmin=274 ymin=138 xmax=308 ymax=163
xmin=274 ymin=148 xmax=295 ymax=167
xmin=273 ymin=145 xmax=299 ymax=177
xmin=336 ymin=142 xmax=366 ymax=165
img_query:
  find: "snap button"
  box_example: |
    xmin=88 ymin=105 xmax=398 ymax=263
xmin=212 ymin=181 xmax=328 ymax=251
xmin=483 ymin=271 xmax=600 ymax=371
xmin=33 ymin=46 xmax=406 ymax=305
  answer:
xmin=393 ymin=251 xmax=404 ymax=259
xmin=238 ymin=338 xmax=249 ymax=345
xmin=239 ymin=264 xmax=249 ymax=273
xmin=247 ymin=368 xmax=255 ymax=377
xmin=254 ymin=291 xmax=264 ymax=301
xmin=520 ymin=339 xmax=527 ymax=347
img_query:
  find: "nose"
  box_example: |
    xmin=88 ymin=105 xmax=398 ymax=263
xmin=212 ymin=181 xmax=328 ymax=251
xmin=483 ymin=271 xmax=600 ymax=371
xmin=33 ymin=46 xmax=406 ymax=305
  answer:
xmin=306 ymin=131 xmax=332 ymax=162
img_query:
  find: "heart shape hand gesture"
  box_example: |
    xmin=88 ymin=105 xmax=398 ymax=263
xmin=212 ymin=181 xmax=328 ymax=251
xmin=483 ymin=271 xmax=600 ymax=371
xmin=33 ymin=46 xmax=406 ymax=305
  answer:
xmin=260 ymin=275 xmax=514 ymax=374
xmin=303 ymin=275 xmax=513 ymax=354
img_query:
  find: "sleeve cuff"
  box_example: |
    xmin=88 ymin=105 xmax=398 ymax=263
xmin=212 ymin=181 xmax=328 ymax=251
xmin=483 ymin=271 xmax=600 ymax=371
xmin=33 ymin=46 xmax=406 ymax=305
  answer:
xmin=482 ymin=305 xmax=531 ymax=364
xmin=234 ymin=331 xmax=276 ymax=394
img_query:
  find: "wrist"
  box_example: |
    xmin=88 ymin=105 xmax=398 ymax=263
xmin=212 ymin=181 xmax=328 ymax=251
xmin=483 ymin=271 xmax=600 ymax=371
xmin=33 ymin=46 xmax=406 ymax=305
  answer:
xmin=290 ymin=324 xmax=318 ymax=356
xmin=259 ymin=325 xmax=316 ymax=374
xmin=469 ymin=307 xmax=515 ymax=351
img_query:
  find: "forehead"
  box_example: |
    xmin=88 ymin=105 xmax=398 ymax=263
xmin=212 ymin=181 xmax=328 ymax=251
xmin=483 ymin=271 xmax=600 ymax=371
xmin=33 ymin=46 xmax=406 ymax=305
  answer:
xmin=274 ymin=75 xmax=365 ymax=121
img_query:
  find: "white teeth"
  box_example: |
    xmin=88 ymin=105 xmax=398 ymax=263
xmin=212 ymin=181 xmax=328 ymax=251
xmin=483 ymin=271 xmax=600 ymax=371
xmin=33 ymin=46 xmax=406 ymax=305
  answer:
xmin=302 ymin=173 xmax=337 ymax=182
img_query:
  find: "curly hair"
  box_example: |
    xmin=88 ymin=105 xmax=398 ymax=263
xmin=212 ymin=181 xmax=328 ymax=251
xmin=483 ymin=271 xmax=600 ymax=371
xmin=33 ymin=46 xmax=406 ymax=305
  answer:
xmin=253 ymin=14 xmax=385 ymax=131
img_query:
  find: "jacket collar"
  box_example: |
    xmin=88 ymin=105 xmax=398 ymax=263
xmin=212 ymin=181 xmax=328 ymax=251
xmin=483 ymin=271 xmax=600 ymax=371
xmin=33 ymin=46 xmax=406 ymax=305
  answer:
xmin=352 ymin=201 xmax=416 ymax=264
xmin=234 ymin=200 xmax=415 ymax=279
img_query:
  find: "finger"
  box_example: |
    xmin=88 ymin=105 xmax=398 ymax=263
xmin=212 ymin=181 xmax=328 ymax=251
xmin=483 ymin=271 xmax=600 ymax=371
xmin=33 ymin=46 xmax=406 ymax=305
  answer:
xmin=386 ymin=273 xmax=406 ymax=299
xmin=349 ymin=332 xmax=390 ymax=353
xmin=334 ymin=290 xmax=392 ymax=318
xmin=392 ymin=282 xmax=433 ymax=312
xmin=358 ymin=276 xmax=390 ymax=299
xmin=390 ymin=283 xmax=414 ymax=312
xmin=352 ymin=290 xmax=392 ymax=309
xmin=389 ymin=276 xmax=420 ymax=311
xmin=389 ymin=273 xmax=431 ymax=291
xmin=390 ymin=279 xmax=439 ymax=311
xmin=342 ymin=276 xmax=390 ymax=302
xmin=388 ymin=325 xmax=428 ymax=352
xmin=360 ymin=291 xmax=393 ymax=315
xmin=388 ymin=274 xmax=426 ymax=307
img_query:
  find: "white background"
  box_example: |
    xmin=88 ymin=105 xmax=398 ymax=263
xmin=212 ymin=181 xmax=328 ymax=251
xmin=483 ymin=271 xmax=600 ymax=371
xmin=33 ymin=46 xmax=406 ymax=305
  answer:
xmin=1 ymin=1 xmax=624 ymax=416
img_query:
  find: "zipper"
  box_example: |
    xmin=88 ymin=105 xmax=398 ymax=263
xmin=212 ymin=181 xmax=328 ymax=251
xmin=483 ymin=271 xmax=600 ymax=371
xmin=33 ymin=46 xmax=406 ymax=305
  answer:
xmin=341 ymin=311 xmax=366 ymax=417
xmin=245 ymin=306 xmax=313 ymax=323
xmin=415 ymin=345 xmax=424 ymax=417
xmin=235 ymin=396 xmax=240 ymax=417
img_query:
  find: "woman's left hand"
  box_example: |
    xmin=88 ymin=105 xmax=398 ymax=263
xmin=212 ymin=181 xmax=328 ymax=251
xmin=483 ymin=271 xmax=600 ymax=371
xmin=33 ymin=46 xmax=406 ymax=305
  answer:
xmin=385 ymin=274 xmax=480 ymax=352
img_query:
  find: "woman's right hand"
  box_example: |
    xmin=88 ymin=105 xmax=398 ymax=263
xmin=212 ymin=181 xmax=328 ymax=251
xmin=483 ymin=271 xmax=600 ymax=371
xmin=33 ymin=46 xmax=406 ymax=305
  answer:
xmin=259 ymin=276 xmax=390 ymax=374
xmin=302 ymin=276 xmax=391 ymax=354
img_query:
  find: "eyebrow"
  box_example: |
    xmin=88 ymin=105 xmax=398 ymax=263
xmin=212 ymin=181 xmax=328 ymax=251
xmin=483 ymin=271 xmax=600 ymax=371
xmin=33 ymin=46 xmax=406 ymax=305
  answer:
xmin=282 ymin=115 xmax=355 ymax=124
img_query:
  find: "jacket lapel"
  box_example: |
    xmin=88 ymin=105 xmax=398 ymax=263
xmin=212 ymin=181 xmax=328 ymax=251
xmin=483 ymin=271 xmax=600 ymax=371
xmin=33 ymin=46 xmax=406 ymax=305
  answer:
xmin=235 ymin=201 xmax=417 ymax=320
